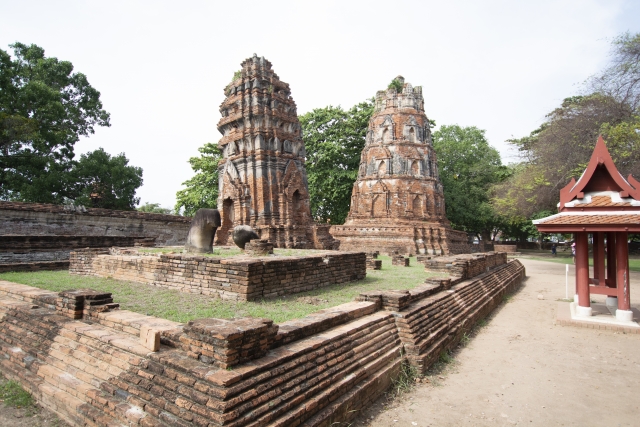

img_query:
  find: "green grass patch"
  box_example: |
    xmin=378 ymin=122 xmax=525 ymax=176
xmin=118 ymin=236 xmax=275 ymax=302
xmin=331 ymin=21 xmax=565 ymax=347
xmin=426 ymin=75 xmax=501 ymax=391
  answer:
xmin=0 ymin=375 xmax=35 ymax=409
xmin=389 ymin=361 xmax=419 ymax=397
xmin=0 ymin=256 xmax=439 ymax=324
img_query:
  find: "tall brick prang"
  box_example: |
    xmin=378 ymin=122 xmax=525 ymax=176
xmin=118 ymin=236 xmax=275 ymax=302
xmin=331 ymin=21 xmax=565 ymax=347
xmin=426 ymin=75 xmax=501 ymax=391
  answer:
xmin=216 ymin=54 xmax=335 ymax=249
xmin=332 ymin=77 xmax=470 ymax=255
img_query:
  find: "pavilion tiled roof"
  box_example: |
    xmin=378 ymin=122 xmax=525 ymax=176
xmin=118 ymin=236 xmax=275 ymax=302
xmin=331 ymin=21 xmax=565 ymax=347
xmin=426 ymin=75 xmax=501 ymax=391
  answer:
xmin=567 ymin=195 xmax=635 ymax=208
xmin=534 ymin=212 xmax=640 ymax=226
xmin=533 ymin=136 xmax=640 ymax=232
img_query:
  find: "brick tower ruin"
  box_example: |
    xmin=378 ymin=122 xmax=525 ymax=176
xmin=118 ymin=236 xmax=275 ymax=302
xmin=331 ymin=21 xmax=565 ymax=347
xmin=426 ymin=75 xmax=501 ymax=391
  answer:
xmin=331 ymin=77 xmax=469 ymax=255
xmin=215 ymin=54 xmax=335 ymax=249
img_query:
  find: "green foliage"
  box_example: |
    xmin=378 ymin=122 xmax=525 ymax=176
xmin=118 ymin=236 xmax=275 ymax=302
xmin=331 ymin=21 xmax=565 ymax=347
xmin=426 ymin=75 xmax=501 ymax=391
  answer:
xmin=0 ymin=378 xmax=34 ymax=409
xmin=387 ymin=78 xmax=404 ymax=93
xmin=72 ymin=148 xmax=143 ymax=210
xmin=497 ymin=32 xmax=640 ymax=221
xmin=174 ymin=142 xmax=222 ymax=216
xmin=299 ymin=99 xmax=374 ymax=224
xmin=137 ymin=202 xmax=173 ymax=214
xmin=390 ymin=361 xmax=419 ymax=396
xmin=432 ymin=125 xmax=508 ymax=239
xmin=0 ymin=42 xmax=110 ymax=203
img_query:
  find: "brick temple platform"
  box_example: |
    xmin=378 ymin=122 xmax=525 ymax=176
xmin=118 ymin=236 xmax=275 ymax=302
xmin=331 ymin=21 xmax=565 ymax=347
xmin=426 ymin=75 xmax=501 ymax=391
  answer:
xmin=0 ymin=258 xmax=525 ymax=427
xmin=70 ymin=247 xmax=366 ymax=301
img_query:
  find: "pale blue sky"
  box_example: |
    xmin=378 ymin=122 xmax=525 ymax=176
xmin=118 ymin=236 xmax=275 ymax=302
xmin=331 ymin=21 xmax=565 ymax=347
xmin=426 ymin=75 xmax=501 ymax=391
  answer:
xmin=2 ymin=0 xmax=639 ymax=209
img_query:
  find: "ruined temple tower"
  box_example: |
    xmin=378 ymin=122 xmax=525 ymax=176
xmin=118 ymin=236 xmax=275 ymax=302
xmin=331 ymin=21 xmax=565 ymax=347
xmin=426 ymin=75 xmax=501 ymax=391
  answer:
xmin=215 ymin=55 xmax=334 ymax=248
xmin=331 ymin=77 xmax=469 ymax=255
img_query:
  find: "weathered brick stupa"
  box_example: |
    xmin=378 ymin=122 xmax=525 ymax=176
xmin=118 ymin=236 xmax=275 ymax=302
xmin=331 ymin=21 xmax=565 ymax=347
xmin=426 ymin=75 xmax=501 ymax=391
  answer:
xmin=331 ymin=77 xmax=469 ymax=255
xmin=215 ymin=55 xmax=335 ymax=249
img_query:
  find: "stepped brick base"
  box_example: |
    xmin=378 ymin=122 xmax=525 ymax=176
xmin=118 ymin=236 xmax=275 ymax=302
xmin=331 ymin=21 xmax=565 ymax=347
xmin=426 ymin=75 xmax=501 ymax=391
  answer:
xmin=0 ymin=259 xmax=524 ymax=427
xmin=331 ymin=224 xmax=470 ymax=255
xmin=424 ymin=252 xmax=507 ymax=280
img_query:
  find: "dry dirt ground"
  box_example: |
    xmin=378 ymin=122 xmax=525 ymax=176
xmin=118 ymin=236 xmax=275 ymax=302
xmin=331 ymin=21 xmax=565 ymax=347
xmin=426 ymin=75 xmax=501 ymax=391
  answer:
xmin=355 ymin=258 xmax=640 ymax=427
xmin=0 ymin=383 xmax=69 ymax=427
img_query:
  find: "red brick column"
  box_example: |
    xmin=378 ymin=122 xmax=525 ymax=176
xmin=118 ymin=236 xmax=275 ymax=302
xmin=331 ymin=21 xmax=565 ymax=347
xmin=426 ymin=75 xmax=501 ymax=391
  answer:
xmin=575 ymin=232 xmax=591 ymax=314
xmin=615 ymin=232 xmax=631 ymax=312
xmin=606 ymin=232 xmax=617 ymax=288
xmin=593 ymin=232 xmax=605 ymax=282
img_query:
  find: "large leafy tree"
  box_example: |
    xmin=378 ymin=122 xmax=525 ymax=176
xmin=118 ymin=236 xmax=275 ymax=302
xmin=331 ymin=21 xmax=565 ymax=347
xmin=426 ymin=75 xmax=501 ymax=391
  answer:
xmin=432 ymin=125 xmax=508 ymax=240
xmin=174 ymin=142 xmax=221 ymax=216
xmin=0 ymin=42 xmax=110 ymax=203
xmin=494 ymin=32 xmax=640 ymax=220
xmin=72 ymin=148 xmax=143 ymax=210
xmin=299 ymin=99 xmax=374 ymax=224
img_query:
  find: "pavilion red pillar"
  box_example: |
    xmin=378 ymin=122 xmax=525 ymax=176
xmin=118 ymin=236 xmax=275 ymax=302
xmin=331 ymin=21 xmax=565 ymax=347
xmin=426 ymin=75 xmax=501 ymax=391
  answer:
xmin=606 ymin=232 xmax=617 ymax=288
xmin=615 ymin=232 xmax=632 ymax=321
xmin=593 ymin=232 xmax=605 ymax=283
xmin=575 ymin=232 xmax=591 ymax=315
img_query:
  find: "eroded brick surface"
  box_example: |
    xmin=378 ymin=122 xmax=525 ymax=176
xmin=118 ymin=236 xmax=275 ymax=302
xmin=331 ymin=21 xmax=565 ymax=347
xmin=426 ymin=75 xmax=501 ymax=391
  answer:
xmin=0 ymin=257 xmax=525 ymax=427
xmin=215 ymin=55 xmax=335 ymax=250
xmin=331 ymin=77 xmax=469 ymax=255
xmin=70 ymin=249 xmax=366 ymax=301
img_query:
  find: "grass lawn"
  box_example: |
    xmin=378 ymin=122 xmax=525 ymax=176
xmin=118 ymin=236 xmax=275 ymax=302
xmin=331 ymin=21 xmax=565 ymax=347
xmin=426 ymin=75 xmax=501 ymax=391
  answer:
xmin=0 ymin=256 xmax=437 ymax=324
xmin=516 ymin=249 xmax=640 ymax=272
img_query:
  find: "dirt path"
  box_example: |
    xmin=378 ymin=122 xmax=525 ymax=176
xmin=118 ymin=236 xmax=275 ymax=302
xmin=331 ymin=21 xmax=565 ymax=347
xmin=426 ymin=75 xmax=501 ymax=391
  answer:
xmin=358 ymin=258 xmax=640 ymax=427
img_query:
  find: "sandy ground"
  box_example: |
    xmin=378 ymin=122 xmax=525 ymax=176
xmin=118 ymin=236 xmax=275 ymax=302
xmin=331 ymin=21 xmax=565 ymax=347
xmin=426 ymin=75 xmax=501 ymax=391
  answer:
xmin=355 ymin=258 xmax=640 ymax=427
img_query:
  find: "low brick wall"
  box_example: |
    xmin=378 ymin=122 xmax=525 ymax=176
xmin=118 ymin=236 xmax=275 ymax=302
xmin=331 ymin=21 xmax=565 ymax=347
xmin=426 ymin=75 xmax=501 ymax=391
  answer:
xmin=0 ymin=201 xmax=191 ymax=268
xmin=0 ymin=261 xmax=70 ymax=273
xmin=70 ymin=249 xmax=367 ymax=301
xmin=0 ymin=236 xmax=156 ymax=269
xmin=0 ymin=259 xmax=524 ymax=427
xmin=493 ymin=244 xmax=518 ymax=253
xmin=423 ymin=252 xmax=507 ymax=280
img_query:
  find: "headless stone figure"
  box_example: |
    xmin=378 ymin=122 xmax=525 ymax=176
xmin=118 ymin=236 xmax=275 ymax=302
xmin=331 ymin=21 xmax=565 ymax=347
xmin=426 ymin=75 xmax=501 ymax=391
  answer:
xmin=232 ymin=225 xmax=260 ymax=249
xmin=185 ymin=209 xmax=221 ymax=253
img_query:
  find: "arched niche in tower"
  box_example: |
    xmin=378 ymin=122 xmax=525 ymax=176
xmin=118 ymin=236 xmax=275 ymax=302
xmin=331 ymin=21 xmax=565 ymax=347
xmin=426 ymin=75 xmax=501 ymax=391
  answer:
xmin=404 ymin=116 xmax=420 ymax=143
xmin=408 ymin=127 xmax=416 ymax=143
xmin=411 ymin=160 xmax=420 ymax=176
xmin=378 ymin=160 xmax=386 ymax=176
xmin=291 ymin=189 xmax=307 ymax=224
xmin=222 ymin=198 xmax=235 ymax=227
xmin=412 ymin=194 xmax=422 ymax=216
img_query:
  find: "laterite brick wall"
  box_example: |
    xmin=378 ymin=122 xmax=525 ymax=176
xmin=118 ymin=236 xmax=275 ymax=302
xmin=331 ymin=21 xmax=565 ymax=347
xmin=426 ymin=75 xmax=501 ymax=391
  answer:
xmin=0 ymin=201 xmax=190 ymax=250
xmin=0 ymin=259 xmax=525 ymax=427
xmin=423 ymin=252 xmax=507 ymax=280
xmin=69 ymin=249 xmax=367 ymax=301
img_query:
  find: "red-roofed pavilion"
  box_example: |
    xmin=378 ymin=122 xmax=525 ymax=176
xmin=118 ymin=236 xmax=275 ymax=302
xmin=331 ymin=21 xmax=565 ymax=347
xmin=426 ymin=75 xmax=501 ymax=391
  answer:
xmin=533 ymin=136 xmax=639 ymax=321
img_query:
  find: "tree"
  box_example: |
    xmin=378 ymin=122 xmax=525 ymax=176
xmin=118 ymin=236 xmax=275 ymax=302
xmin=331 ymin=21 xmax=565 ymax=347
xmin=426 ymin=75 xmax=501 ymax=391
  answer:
xmin=0 ymin=42 xmax=110 ymax=203
xmin=72 ymin=148 xmax=143 ymax=210
xmin=589 ymin=32 xmax=640 ymax=110
xmin=137 ymin=202 xmax=173 ymax=214
xmin=174 ymin=142 xmax=221 ymax=216
xmin=432 ymin=125 xmax=508 ymax=240
xmin=495 ymin=32 xmax=640 ymax=219
xmin=299 ymin=99 xmax=374 ymax=224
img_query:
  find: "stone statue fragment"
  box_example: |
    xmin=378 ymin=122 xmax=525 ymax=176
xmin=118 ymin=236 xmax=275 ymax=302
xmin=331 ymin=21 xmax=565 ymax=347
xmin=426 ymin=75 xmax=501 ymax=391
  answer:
xmin=232 ymin=225 xmax=260 ymax=249
xmin=185 ymin=209 xmax=221 ymax=253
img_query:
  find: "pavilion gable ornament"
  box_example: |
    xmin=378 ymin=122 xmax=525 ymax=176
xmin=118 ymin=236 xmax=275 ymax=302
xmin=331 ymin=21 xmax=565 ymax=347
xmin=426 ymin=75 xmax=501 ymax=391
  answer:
xmin=559 ymin=135 xmax=640 ymax=210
